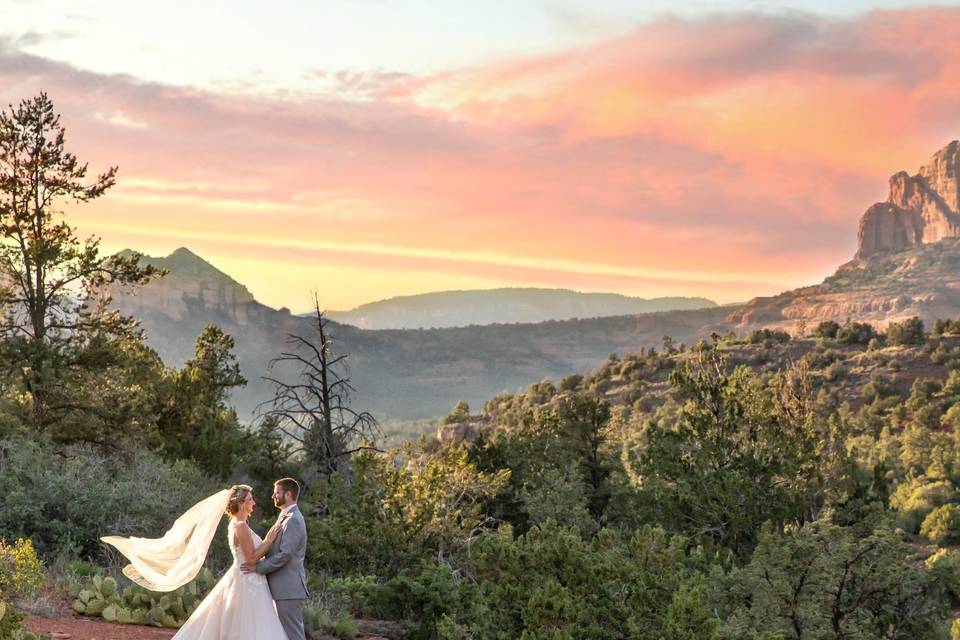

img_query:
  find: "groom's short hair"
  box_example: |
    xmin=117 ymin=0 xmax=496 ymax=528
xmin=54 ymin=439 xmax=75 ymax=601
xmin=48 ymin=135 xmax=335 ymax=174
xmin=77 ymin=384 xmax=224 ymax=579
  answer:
xmin=276 ymin=477 xmax=300 ymax=501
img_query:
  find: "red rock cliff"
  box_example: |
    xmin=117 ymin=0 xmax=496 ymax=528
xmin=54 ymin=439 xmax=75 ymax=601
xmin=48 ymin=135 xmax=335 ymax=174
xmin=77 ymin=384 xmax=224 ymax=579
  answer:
xmin=857 ymin=141 xmax=960 ymax=258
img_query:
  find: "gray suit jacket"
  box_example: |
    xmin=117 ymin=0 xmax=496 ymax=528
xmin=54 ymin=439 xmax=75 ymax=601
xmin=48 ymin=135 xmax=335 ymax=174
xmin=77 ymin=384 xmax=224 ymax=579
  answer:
xmin=256 ymin=505 xmax=309 ymax=600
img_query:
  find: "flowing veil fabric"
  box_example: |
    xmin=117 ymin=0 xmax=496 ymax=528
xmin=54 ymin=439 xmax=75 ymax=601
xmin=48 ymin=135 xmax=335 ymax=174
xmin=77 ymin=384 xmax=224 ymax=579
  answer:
xmin=101 ymin=489 xmax=230 ymax=592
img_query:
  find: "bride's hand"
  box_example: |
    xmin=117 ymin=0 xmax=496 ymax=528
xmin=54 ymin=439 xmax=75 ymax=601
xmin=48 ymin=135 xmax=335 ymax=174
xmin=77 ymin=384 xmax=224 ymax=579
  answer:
xmin=266 ymin=525 xmax=280 ymax=541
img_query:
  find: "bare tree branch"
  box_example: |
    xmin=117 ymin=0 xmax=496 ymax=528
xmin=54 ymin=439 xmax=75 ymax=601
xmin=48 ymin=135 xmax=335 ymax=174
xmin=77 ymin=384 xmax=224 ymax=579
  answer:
xmin=259 ymin=293 xmax=381 ymax=478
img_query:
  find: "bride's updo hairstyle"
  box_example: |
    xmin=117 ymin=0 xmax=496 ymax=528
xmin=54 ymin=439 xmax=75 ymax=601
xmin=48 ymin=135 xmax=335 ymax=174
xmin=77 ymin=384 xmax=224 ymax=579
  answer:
xmin=225 ymin=484 xmax=253 ymax=517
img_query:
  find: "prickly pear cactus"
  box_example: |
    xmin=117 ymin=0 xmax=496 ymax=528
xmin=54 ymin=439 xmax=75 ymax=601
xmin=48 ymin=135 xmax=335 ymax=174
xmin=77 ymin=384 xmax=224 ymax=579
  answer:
xmin=85 ymin=599 xmax=106 ymax=616
xmin=74 ymin=570 xmax=217 ymax=628
xmin=102 ymin=603 xmax=118 ymax=622
xmin=100 ymin=576 xmax=118 ymax=597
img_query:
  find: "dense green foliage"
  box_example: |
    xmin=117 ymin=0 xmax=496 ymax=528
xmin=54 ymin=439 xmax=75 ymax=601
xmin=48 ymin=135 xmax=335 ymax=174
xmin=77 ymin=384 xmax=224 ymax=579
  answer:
xmin=0 ymin=438 xmax=217 ymax=557
xmin=352 ymin=523 xmax=719 ymax=640
xmin=632 ymin=352 xmax=844 ymax=557
xmin=718 ymin=521 xmax=947 ymax=639
xmin=307 ymin=445 xmax=509 ymax=577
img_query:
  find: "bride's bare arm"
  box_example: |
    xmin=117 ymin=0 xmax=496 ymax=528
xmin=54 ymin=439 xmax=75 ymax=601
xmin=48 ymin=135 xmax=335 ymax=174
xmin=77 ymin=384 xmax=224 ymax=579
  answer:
xmin=234 ymin=522 xmax=279 ymax=562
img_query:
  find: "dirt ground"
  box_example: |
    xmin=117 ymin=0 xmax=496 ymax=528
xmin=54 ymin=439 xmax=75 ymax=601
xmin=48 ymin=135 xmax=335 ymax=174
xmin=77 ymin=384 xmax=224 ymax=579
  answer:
xmin=21 ymin=590 xmax=405 ymax=640
xmin=25 ymin=613 xmax=404 ymax=640
xmin=24 ymin=615 xmax=176 ymax=640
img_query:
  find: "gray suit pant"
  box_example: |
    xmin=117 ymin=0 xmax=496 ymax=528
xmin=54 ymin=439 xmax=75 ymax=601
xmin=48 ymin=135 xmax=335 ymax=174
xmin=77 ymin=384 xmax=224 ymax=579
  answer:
xmin=275 ymin=599 xmax=305 ymax=640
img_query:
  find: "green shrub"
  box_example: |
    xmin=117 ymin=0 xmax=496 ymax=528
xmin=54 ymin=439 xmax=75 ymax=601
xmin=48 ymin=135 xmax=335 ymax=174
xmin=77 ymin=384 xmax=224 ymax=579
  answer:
xmin=747 ymin=328 xmax=790 ymax=345
xmin=925 ymin=548 xmax=960 ymax=600
xmin=907 ymin=377 xmax=944 ymax=411
xmin=443 ymin=401 xmax=471 ymax=425
xmin=302 ymin=588 xmax=356 ymax=640
xmin=333 ymin=617 xmax=357 ymax=639
xmin=886 ymin=317 xmax=926 ymax=346
xmin=921 ymin=504 xmax=960 ymax=545
xmin=324 ymin=575 xmax=378 ymax=607
xmin=67 ymin=560 xmax=96 ymax=579
xmin=303 ymin=602 xmax=335 ymax=639
xmin=837 ymin=322 xmax=878 ymax=345
xmin=861 ymin=373 xmax=897 ymax=404
xmin=825 ymin=361 xmax=847 ymax=382
xmin=814 ymin=320 xmax=841 ymax=339
xmin=558 ymin=374 xmax=583 ymax=392
xmin=0 ymin=539 xmax=42 ymax=602
xmin=802 ymin=347 xmax=842 ymax=369
xmin=361 ymin=563 xmax=469 ymax=638
xmin=632 ymin=352 xmax=843 ymax=558
xmin=0 ymin=599 xmax=28 ymax=640
xmin=928 ymin=342 xmax=960 ymax=366
xmin=890 ymin=477 xmax=958 ymax=533
xmin=933 ymin=317 xmax=960 ymax=337
xmin=518 ymin=468 xmax=596 ymax=536
xmin=0 ymin=539 xmax=43 ymax=640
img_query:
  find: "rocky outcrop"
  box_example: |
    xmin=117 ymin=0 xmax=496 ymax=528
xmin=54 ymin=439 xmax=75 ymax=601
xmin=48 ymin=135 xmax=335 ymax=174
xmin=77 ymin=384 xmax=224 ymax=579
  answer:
xmin=112 ymin=247 xmax=259 ymax=324
xmin=726 ymin=237 xmax=960 ymax=333
xmin=435 ymin=419 xmax=488 ymax=445
xmin=857 ymin=141 xmax=960 ymax=258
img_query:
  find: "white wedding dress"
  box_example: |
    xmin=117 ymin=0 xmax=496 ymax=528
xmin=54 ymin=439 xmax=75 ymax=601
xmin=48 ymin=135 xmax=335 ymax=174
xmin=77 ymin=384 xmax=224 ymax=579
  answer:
xmin=172 ymin=519 xmax=288 ymax=640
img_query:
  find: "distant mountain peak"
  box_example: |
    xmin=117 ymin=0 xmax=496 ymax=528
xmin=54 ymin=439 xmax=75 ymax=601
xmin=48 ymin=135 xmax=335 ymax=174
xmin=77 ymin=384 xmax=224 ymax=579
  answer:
xmin=110 ymin=246 xmax=257 ymax=323
xmin=856 ymin=140 xmax=960 ymax=259
xmin=159 ymin=246 xmax=234 ymax=276
xmin=170 ymin=246 xmax=201 ymax=259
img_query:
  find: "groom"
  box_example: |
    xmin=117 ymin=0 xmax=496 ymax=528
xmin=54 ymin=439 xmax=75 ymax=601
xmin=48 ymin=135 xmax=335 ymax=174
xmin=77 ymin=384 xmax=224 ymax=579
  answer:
xmin=241 ymin=478 xmax=309 ymax=640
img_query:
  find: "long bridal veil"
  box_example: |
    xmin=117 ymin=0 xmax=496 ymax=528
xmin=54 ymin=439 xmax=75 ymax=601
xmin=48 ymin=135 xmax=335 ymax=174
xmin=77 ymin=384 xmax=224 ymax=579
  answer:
xmin=101 ymin=489 xmax=230 ymax=592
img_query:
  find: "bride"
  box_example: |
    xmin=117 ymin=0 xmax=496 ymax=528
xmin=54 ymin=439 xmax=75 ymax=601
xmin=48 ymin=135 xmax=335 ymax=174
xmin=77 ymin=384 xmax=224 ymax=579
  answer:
xmin=102 ymin=485 xmax=290 ymax=640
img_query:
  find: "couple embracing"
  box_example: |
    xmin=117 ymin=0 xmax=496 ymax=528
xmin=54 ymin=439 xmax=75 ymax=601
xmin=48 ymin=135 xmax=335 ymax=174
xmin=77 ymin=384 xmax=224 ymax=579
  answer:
xmin=102 ymin=478 xmax=309 ymax=640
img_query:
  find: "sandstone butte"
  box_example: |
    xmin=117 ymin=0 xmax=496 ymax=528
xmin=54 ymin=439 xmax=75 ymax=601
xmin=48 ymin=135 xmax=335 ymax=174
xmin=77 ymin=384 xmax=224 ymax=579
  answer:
xmin=857 ymin=140 xmax=960 ymax=259
xmin=725 ymin=139 xmax=960 ymax=333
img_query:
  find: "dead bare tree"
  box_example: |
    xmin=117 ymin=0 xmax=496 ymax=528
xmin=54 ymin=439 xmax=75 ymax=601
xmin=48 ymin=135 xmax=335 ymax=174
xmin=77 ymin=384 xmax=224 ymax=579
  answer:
xmin=259 ymin=294 xmax=381 ymax=478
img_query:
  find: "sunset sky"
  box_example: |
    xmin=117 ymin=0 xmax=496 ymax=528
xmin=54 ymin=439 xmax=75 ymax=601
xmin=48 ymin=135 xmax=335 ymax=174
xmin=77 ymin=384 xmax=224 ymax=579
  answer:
xmin=2 ymin=1 xmax=960 ymax=312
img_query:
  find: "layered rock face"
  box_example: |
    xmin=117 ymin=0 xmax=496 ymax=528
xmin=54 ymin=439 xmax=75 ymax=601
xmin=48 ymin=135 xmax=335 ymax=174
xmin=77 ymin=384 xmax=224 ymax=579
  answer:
xmin=112 ymin=247 xmax=259 ymax=325
xmin=857 ymin=141 xmax=960 ymax=258
xmin=726 ymin=141 xmax=960 ymax=334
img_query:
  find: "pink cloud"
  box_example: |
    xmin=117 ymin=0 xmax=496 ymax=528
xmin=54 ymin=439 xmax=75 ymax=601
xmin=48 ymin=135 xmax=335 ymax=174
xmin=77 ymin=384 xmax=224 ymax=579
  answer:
xmin=1 ymin=8 xmax=959 ymax=309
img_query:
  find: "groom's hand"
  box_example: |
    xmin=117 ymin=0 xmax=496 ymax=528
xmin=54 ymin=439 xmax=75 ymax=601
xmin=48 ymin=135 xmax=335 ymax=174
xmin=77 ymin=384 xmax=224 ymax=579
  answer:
xmin=240 ymin=561 xmax=257 ymax=574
